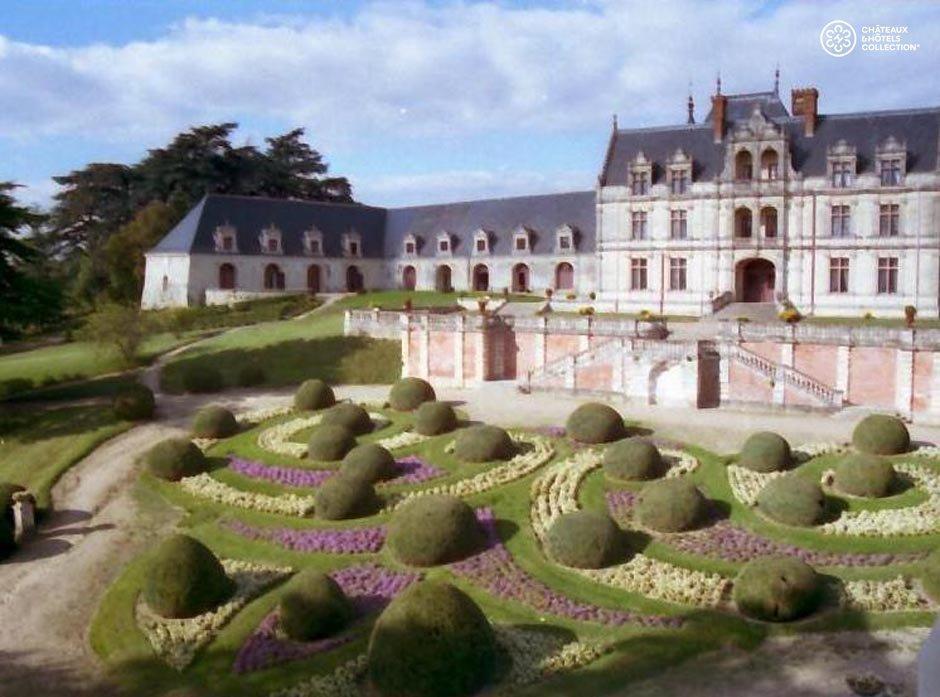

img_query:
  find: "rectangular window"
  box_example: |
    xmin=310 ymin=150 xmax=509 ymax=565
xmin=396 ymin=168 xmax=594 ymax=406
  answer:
xmin=831 ymin=161 xmax=853 ymax=188
xmin=630 ymin=258 xmax=648 ymax=290
xmin=515 ymin=236 xmax=527 ymax=251
xmin=669 ymin=169 xmax=689 ymax=194
xmin=222 ymin=236 xmax=233 ymax=251
xmin=879 ymin=204 xmax=900 ymax=237
xmin=829 ymin=257 xmax=849 ymax=293
xmin=881 ymin=159 xmax=902 ymax=186
xmin=405 ymin=242 xmax=415 ymax=255
xmin=631 ymin=211 xmax=648 ymax=240
xmin=669 ymin=258 xmax=687 ymax=291
xmin=439 ymin=240 xmax=449 ymax=253
xmin=476 ymin=238 xmax=486 ymax=252
xmin=349 ymin=241 xmax=359 ymax=257
xmin=878 ymin=257 xmax=899 ymax=294
xmin=831 ymin=205 xmax=851 ymax=237
xmin=267 ymin=238 xmax=278 ymax=252
xmin=559 ymin=236 xmax=571 ymax=250
xmin=670 ymin=210 xmax=687 ymax=240
xmin=309 ymin=239 xmax=321 ymax=255
xmin=630 ymin=171 xmax=649 ymax=196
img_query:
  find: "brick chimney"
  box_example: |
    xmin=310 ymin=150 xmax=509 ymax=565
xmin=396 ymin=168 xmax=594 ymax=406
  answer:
xmin=711 ymin=93 xmax=728 ymax=143
xmin=791 ymin=87 xmax=819 ymax=137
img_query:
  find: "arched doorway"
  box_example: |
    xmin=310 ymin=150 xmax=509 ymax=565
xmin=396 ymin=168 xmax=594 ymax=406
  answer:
xmin=346 ymin=265 xmax=364 ymax=292
xmin=555 ymin=262 xmax=574 ymax=290
xmin=472 ymin=264 xmax=489 ymax=292
xmin=737 ymin=259 xmax=775 ymax=303
xmin=219 ymin=263 xmax=236 ymax=290
xmin=307 ymin=265 xmax=321 ymax=293
xmin=435 ymin=265 xmax=453 ymax=292
xmin=402 ymin=265 xmax=416 ymax=291
xmin=735 ymin=150 xmax=753 ymax=180
xmin=512 ymin=263 xmax=530 ymax=293
xmin=263 ymin=263 xmax=285 ymax=290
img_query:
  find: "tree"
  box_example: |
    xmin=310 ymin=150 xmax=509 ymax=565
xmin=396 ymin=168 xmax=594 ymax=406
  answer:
xmin=256 ymin=128 xmax=352 ymax=201
xmin=79 ymin=303 xmax=152 ymax=366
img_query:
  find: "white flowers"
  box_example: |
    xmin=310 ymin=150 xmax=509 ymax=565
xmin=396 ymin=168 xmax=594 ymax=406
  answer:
xmin=841 ymin=576 xmax=934 ymax=613
xmin=726 ymin=465 xmax=785 ymax=506
xmin=257 ymin=415 xmax=324 ymax=458
xmin=269 ymin=654 xmax=368 ymax=697
xmin=579 ymin=554 xmax=730 ymax=608
xmin=910 ymin=445 xmax=940 ymax=459
xmin=180 ymin=473 xmax=317 ymax=516
xmin=494 ymin=625 xmax=607 ymax=688
xmin=662 ymin=448 xmax=700 ymax=478
xmin=530 ymin=450 xmax=602 ymax=542
xmin=793 ymin=441 xmax=849 ymax=461
xmin=237 ymin=405 xmax=294 ymax=426
xmin=137 ymin=559 xmax=291 ymax=670
xmin=376 ymin=430 xmax=430 ymax=451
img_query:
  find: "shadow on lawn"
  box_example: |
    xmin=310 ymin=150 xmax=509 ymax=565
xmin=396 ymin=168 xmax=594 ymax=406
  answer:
xmin=0 ymin=651 xmax=127 ymax=696
xmin=0 ymin=403 xmax=120 ymax=444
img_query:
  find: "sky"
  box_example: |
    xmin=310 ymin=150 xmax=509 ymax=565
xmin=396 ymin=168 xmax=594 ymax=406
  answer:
xmin=1 ymin=0 xmax=938 ymax=209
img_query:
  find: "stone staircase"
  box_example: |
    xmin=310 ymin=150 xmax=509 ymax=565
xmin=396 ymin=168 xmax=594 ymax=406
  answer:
xmin=723 ymin=342 xmax=844 ymax=408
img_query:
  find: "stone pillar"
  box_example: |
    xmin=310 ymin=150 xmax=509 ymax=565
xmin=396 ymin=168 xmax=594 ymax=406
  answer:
xmin=836 ymin=345 xmax=850 ymax=395
xmin=928 ymin=353 xmax=940 ymax=420
xmin=612 ymin=337 xmax=625 ymax=393
xmin=579 ymin=333 xmax=590 ymax=352
xmin=454 ymin=315 xmax=466 ymax=387
xmin=475 ymin=328 xmax=487 ymax=382
xmin=13 ymin=492 xmax=35 ymax=542
xmin=419 ymin=316 xmax=430 ymax=380
xmin=400 ymin=315 xmax=411 ymax=378
xmin=719 ymin=348 xmax=731 ymax=404
xmin=565 ymin=356 xmax=576 ymax=390
xmin=895 ymin=349 xmax=915 ymax=418
xmin=535 ymin=317 xmax=547 ymax=369
xmin=775 ymin=342 xmax=794 ymax=405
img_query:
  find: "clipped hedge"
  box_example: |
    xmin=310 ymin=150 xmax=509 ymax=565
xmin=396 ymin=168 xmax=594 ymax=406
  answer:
xmin=922 ymin=548 xmax=940 ymax=602
xmin=852 ymin=414 xmax=910 ymax=455
xmin=142 ymin=534 xmax=235 ymax=619
xmin=320 ymin=403 xmax=374 ymax=435
xmin=603 ymin=438 xmax=664 ymax=481
xmin=236 ymin=364 xmax=265 ymax=388
xmin=387 ymin=495 xmax=485 ymax=566
xmin=635 ymin=478 xmax=706 ymax=532
xmin=733 ymin=556 xmax=822 ymax=622
xmin=453 ymin=425 xmax=514 ymax=463
xmin=181 ymin=366 xmax=225 ymax=394
xmin=738 ymin=432 xmax=792 ymax=473
xmin=565 ymin=403 xmax=626 ymax=444
xmin=368 ymin=580 xmax=497 ymax=697
xmin=192 ymin=405 xmax=238 ymax=439
xmin=833 ymin=453 xmax=896 ymax=498
xmin=757 ymin=475 xmax=826 ymax=527
xmin=340 ymin=443 xmax=397 ymax=483
xmin=546 ymin=510 xmax=624 ymax=569
xmin=145 ymin=438 xmax=209 ymax=481
xmin=414 ymin=401 xmax=457 ymax=436
xmin=112 ymin=383 xmax=155 ymax=421
xmin=315 ymin=473 xmax=379 ymax=520
xmin=389 ymin=378 xmax=436 ymax=411
xmin=294 ymin=379 xmax=336 ymax=411
xmin=307 ymin=425 xmax=357 ymax=462
xmin=279 ymin=568 xmax=353 ymax=641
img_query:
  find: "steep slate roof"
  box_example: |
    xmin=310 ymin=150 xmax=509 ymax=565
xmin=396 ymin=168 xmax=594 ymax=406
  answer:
xmin=150 ymin=190 xmax=596 ymax=257
xmin=602 ymin=90 xmax=940 ymax=185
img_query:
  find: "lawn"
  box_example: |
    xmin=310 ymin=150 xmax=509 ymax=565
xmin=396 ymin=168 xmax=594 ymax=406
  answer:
xmin=90 ymin=397 xmax=939 ymax=696
xmin=0 ymin=404 xmax=131 ymax=510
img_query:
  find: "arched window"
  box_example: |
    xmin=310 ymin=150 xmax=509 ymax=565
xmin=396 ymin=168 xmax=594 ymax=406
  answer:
xmin=734 ymin=150 xmax=753 ymax=181
xmin=219 ymin=263 xmax=236 ymax=290
xmin=263 ymin=263 xmax=285 ymax=290
xmin=435 ymin=265 xmax=453 ymax=292
xmin=760 ymin=207 xmax=778 ymax=238
xmin=161 ymin=275 xmax=169 ymax=292
xmin=472 ymin=264 xmax=489 ymax=292
xmin=402 ymin=265 xmax=417 ymax=291
xmin=734 ymin=208 xmax=753 ymax=238
xmin=307 ymin=265 xmax=321 ymax=293
xmin=555 ymin=262 xmax=574 ymax=290
xmin=760 ymin=149 xmax=779 ymax=180
xmin=511 ymin=263 xmax=530 ymax=293
xmin=346 ymin=265 xmax=363 ymax=292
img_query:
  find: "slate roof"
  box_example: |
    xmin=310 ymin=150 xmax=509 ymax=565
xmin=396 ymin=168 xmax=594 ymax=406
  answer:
xmin=602 ymin=91 xmax=940 ymax=185
xmin=150 ymin=190 xmax=596 ymax=258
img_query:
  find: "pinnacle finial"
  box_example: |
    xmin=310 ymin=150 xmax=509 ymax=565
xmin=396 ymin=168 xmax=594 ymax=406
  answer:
xmin=774 ymin=64 xmax=780 ymax=95
xmin=612 ymin=113 xmax=618 ymax=130
xmin=716 ymin=71 xmax=722 ymax=95
xmin=687 ymin=89 xmax=695 ymax=125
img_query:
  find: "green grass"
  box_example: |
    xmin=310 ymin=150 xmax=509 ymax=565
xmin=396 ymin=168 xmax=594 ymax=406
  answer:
xmin=0 ymin=404 xmax=131 ymax=509
xmin=146 ymin=293 xmax=321 ymax=332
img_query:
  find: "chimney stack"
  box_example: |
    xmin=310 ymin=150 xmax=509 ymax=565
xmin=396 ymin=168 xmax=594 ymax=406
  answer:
xmin=711 ymin=93 xmax=727 ymax=142
xmin=791 ymin=87 xmax=819 ymax=137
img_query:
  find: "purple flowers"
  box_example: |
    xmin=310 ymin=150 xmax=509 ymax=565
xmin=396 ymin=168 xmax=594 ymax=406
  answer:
xmin=227 ymin=519 xmax=386 ymax=554
xmin=227 ymin=456 xmax=443 ymax=489
xmin=451 ymin=509 xmax=682 ymax=629
xmin=233 ymin=564 xmax=422 ymax=674
xmin=389 ymin=455 xmax=445 ymax=485
xmin=605 ymin=490 xmax=639 ymax=524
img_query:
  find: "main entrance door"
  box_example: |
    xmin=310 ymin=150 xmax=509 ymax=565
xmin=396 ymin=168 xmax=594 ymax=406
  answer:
xmin=738 ymin=259 xmax=775 ymax=302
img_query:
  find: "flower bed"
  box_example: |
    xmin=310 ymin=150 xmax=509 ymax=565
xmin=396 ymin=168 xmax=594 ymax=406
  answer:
xmin=235 ymin=564 xmax=421 ymax=674
xmin=270 ymin=654 xmax=368 ymax=697
xmin=226 ymin=456 xmax=443 ymax=490
xmin=226 ymin=519 xmax=387 ymax=554
xmin=793 ymin=441 xmax=849 ymax=462
xmin=238 ymin=405 xmax=294 ymax=426
xmin=257 ymin=411 xmax=391 ymax=458
xmin=662 ymin=448 xmax=700 ymax=478
xmin=911 ymin=445 xmax=940 ymax=459
xmin=840 ymin=576 xmax=934 ymax=613
xmin=495 ymin=625 xmax=608 ymax=689
xmin=726 ymin=465 xmax=785 ymax=506
xmin=136 ymin=559 xmax=291 ymax=670
xmin=605 ymin=490 xmax=638 ymax=524
xmin=180 ymin=473 xmax=316 ymax=516
xmin=375 ymin=430 xmax=430 ymax=451
xmin=450 ymin=509 xmax=682 ymax=629
xmin=530 ymin=450 xmax=602 ymax=542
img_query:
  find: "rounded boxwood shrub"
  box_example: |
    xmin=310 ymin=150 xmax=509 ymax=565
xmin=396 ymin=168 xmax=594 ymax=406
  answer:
xmin=414 ymin=401 xmax=457 ymax=436
xmin=453 ymin=425 xmax=514 ymax=463
xmin=603 ymin=438 xmax=664 ymax=481
xmin=145 ymin=438 xmax=208 ymax=481
xmin=757 ymin=475 xmax=826 ymax=527
xmin=307 ymin=425 xmax=357 ymax=462
xmin=320 ymin=403 xmax=373 ymax=435
xmin=112 ymin=383 xmax=155 ymax=421
xmin=315 ymin=473 xmax=379 ymax=520
xmin=142 ymin=534 xmax=235 ymax=619
xmin=181 ymin=366 xmax=225 ymax=393
xmin=279 ymin=568 xmax=353 ymax=641
xmin=733 ymin=556 xmax=822 ymax=622
xmin=565 ymin=403 xmax=626 ymax=444
xmin=921 ymin=548 xmax=940 ymax=602
xmin=236 ymin=364 xmax=265 ymax=388
xmin=387 ymin=495 xmax=484 ymax=566
xmin=833 ymin=453 xmax=896 ymax=498
xmin=389 ymin=377 xmax=436 ymax=411
xmin=852 ymin=414 xmax=910 ymax=455
xmin=294 ymin=379 xmax=336 ymax=411
xmin=368 ymin=580 xmax=497 ymax=697
xmin=340 ymin=443 xmax=396 ymax=482
xmin=738 ymin=432 xmax=792 ymax=473
xmin=635 ymin=478 xmax=706 ymax=532
xmin=192 ymin=405 xmax=238 ymax=439
xmin=546 ymin=510 xmax=624 ymax=569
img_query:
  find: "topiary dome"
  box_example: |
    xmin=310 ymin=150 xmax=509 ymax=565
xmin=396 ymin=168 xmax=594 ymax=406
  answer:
xmin=733 ymin=556 xmax=822 ymax=622
xmin=738 ymin=432 xmax=792 ymax=473
xmin=757 ymin=475 xmax=826 ymax=527
xmin=340 ymin=443 xmax=397 ymax=482
xmin=546 ymin=510 xmax=624 ymax=569
xmin=294 ymin=379 xmax=336 ymax=411
xmin=565 ymin=403 xmax=626 ymax=444
xmin=833 ymin=453 xmax=896 ymax=498
xmin=315 ymin=473 xmax=379 ymax=520
xmin=389 ymin=378 xmax=436 ymax=411
xmin=453 ymin=425 xmax=514 ymax=462
xmin=278 ymin=568 xmax=353 ymax=641
xmin=603 ymin=438 xmax=664 ymax=481
xmin=635 ymin=478 xmax=706 ymax=532
xmin=112 ymin=383 xmax=155 ymax=421
xmin=192 ymin=405 xmax=239 ymax=439
xmin=307 ymin=425 xmax=357 ymax=462
xmin=414 ymin=401 xmax=457 ymax=436
xmin=145 ymin=438 xmax=209 ymax=481
xmin=367 ymin=580 xmax=497 ymax=697
xmin=320 ymin=402 xmax=374 ymax=435
xmin=142 ymin=534 xmax=234 ymax=618
xmin=387 ymin=495 xmax=485 ymax=566
xmin=852 ymin=414 xmax=910 ymax=455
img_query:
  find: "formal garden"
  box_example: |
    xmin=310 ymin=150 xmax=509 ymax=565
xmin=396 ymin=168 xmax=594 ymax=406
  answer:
xmin=66 ymin=375 xmax=940 ymax=697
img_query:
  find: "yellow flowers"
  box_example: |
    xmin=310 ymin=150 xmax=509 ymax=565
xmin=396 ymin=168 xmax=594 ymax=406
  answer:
xmin=580 ymin=555 xmax=730 ymax=608
xmin=180 ymin=473 xmax=317 ymax=516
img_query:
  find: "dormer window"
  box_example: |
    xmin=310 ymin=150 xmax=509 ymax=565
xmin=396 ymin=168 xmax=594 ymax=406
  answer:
xmin=436 ymin=232 xmax=452 ymax=257
xmin=876 ymin=136 xmax=907 ymax=187
xmin=513 ymin=227 xmax=531 ymax=254
xmin=555 ymin=225 xmax=576 ymax=253
xmin=342 ymin=230 xmax=362 ymax=258
xmin=303 ymin=227 xmax=323 ymax=256
xmin=259 ymin=225 xmax=283 ymax=254
xmin=213 ymin=224 xmax=238 ymax=254
xmin=630 ymin=151 xmax=652 ymax=195
xmin=473 ymin=229 xmax=490 ymax=255
xmin=667 ymin=149 xmax=692 ymax=194
xmin=827 ymin=140 xmax=857 ymax=189
xmin=403 ymin=233 xmax=417 ymax=256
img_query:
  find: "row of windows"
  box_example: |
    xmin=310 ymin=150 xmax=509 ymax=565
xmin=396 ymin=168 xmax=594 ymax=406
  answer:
xmin=828 ymin=257 xmax=900 ymax=295
xmin=831 ymin=204 xmax=900 ymax=237
xmin=403 ymin=230 xmax=575 ymax=257
xmin=627 ymin=258 xmax=687 ymax=291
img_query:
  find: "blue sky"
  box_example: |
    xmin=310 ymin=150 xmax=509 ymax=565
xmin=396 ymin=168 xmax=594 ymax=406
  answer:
xmin=1 ymin=0 xmax=937 ymax=209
